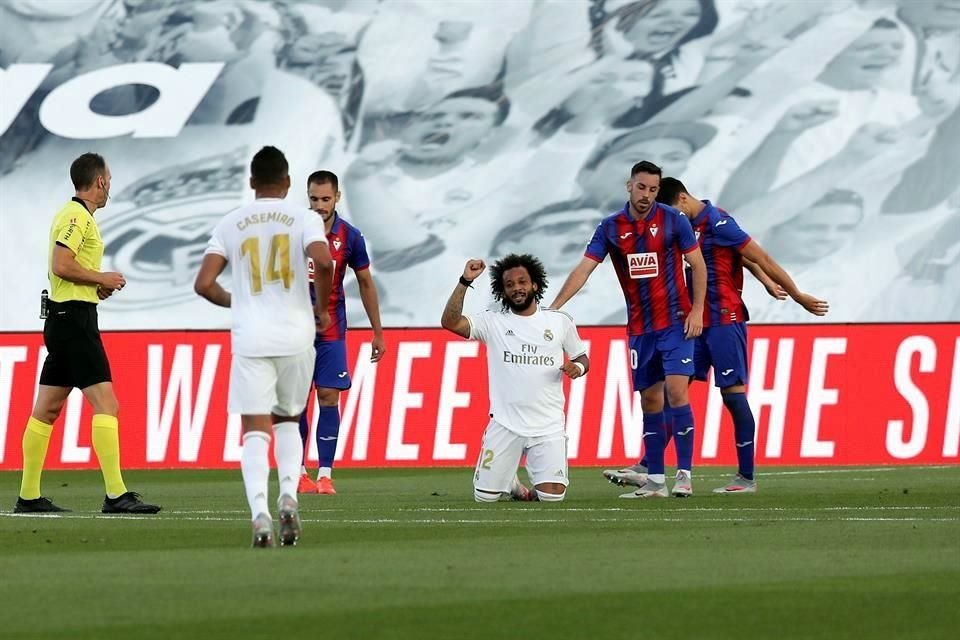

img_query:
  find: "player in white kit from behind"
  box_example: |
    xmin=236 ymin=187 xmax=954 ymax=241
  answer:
xmin=441 ymin=254 xmax=589 ymax=502
xmin=194 ymin=146 xmax=334 ymax=547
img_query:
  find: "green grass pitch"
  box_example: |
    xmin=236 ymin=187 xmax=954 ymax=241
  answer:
xmin=1 ymin=466 xmax=958 ymax=640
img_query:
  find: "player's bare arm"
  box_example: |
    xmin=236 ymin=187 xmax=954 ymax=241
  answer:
xmin=684 ymin=246 xmax=706 ymax=338
xmin=560 ymin=353 xmax=590 ymax=379
xmin=193 ymin=253 xmax=231 ymax=308
xmin=441 ymin=259 xmax=485 ymax=338
xmin=52 ymin=244 xmax=125 ymax=291
xmin=309 ymin=240 xmax=335 ymax=331
xmin=739 ymin=240 xmax=829 ymax=316
xmin=549 ymin=257 xmax=599 ymax=309
xmin=355 ymin=268 xmax=387 ymax=362
xmin=744 ymin=258 xmax=787 ymax=300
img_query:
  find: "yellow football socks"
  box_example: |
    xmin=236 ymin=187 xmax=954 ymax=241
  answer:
xmin=92 ymin=414 xmax=127 ymax=498
xmin=19 ymin=417 xmax=53 ymax=500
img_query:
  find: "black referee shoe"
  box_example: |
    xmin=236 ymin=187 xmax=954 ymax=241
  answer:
xmin=14 ymin=496 xmax=71 ymax=513
xmin=102 ymin=492 xmax=162 ymax=514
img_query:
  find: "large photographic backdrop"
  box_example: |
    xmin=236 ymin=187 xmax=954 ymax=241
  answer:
xmin=2 ymin=0 xmax=960 ymax=332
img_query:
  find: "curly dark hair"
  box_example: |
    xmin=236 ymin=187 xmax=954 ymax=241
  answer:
xmin=489 ymin=254 xmax=548 ymax=310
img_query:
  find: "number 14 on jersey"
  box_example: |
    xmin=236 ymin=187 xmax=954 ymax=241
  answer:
xmin=240 ymin=234 xmax=292 ymax=294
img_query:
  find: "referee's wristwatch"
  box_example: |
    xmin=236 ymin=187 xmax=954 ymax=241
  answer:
xmin=459 ymin=276 xmax=474 ymax=288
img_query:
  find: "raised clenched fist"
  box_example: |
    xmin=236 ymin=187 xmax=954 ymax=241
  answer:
xmin=462 ymin=259 xmax=486 ymax=283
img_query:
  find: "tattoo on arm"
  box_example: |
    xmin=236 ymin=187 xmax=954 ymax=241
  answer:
xmin=441 ymin=283 xmax=471 ymax=338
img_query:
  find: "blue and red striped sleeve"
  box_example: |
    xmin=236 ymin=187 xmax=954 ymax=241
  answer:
xmin=584 ymin=222 xmax=608 ymax=263
xmin=713 ymin=215 xmax=751 ymax=250
xmin=677 ymin=214 xmax=699 ymax=254
xmin=348 ymin=227 xmax=371 ymax=271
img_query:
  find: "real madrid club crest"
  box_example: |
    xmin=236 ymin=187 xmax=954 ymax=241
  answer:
xmin=543 ymin=329 xmax=554 ymax=341
xmin=97 ymin=147 xmax=247 ymax=310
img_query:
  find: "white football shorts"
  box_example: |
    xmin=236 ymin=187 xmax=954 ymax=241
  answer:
xmin=228 ymin=348 xmax=315 ymax=416
xmin=473 ymin=419 xmax=569 ymax=493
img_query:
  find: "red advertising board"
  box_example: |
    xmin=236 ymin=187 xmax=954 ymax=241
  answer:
xmin=0 ymin=325 xmax=957 ymax=470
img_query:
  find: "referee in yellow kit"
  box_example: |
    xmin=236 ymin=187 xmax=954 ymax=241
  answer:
xmin=14 ymin=153 xmax=161 ymax=514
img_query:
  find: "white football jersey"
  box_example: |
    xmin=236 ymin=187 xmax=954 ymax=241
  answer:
xmin=205 ymin=198 xmax=327 ymax=357
xmin=467 ymin=306 xmax=587 ymax=437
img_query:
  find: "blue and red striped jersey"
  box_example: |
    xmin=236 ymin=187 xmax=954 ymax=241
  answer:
xmin=585 ymin=202 xmax=698 ymax=336
xmin=307 ymin=212 xmax=370 ymax=342
xmin=689 ymin=201 xmax=751 ymax=327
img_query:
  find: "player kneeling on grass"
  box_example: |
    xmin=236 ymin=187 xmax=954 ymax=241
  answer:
xmin=441 ymin=254 xmax=589 ymax=503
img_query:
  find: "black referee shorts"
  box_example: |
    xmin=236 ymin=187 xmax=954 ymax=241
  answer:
xmin=39 ymin=301 xmax=112 ymax=389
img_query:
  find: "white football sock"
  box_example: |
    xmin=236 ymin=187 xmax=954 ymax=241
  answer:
xmin=273 ymin=422 xmax=302 ymax=500
xmin=241 ymin=431 xmax=271 ymax=520
xmin=536 ymin=489 xmax=565 ymax=502
xmin=474 ymin=488 xmax=501 ymax=503
xmin=648 ymin=473 xmax=666 ymax=484
xmin=317 ymin=466 xmax=332 ymax=480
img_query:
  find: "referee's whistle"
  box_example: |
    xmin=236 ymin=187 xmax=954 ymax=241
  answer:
xmin=40 ymin=289 xmax=49 ymax=320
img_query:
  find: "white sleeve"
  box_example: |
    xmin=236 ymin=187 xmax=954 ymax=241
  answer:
xmin=204 ymin=219 xmax=227 ymax=257
xmin=466 ymin=311 xmax=491 ymax=343
xmin=302 ymin=212 xmax=329 ymax=252
xmin=561 ymin=315 xmax=587 ymax=359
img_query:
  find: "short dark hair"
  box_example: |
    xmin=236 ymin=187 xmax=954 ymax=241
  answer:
xmin=630 ymin=160 xmax=662 ymax=178
xmin=70 ymin=153 xmax=107 ymax=190
xmin=441 ymin=85 xmax=511 ymax=126
xmin=307 ymin=170 xmax=339 ymax=192
xmin=250 ymin=146 xmax=288 ymax=186
xmin=489 ymin=253 xmax=548 ymax=310
xmin=656 ymin=176 xmax=689 ymax=206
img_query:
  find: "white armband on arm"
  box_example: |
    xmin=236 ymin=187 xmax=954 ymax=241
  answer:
xmin=572 ymin=361 xmax=585 ymax=376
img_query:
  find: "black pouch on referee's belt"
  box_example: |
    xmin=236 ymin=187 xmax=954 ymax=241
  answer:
xmin=39 ymin=289 xmax=49 ymax=319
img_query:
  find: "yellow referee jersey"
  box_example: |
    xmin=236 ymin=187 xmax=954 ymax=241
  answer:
xmin=48 ymin=199 xmax=103 ymax=304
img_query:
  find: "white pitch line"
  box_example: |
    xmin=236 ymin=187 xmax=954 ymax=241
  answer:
xmin=2 ymin=513 xmax=957 ymax=524
xmin=6 ymin=505 xmax=958 ymax=518
xmin=402 ymin=505 xmax=960 ymax=513
xmin=749 ymin=465 xmax=957 ymax=476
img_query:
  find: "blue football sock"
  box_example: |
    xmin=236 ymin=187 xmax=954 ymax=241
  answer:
xmin=642 ymin=412 xmax=666 ymax=475
xmin=316 ymin=405 xmax=341 ymax=469
xmin=722 ymin=392 xmax=755 ymax=480
xmin=669 ymin=404 xmax=695 ymax=471
xmin=639 ymin=412 xmax=673 ymax=468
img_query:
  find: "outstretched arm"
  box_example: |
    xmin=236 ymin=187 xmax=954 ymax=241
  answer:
xmin=549 ymin=257 xmax=600 ymax=309
xmin=744 ymin=258 xmax=787 ymax=300
xmin=740 ymin=240 xmax=828 ymax=315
